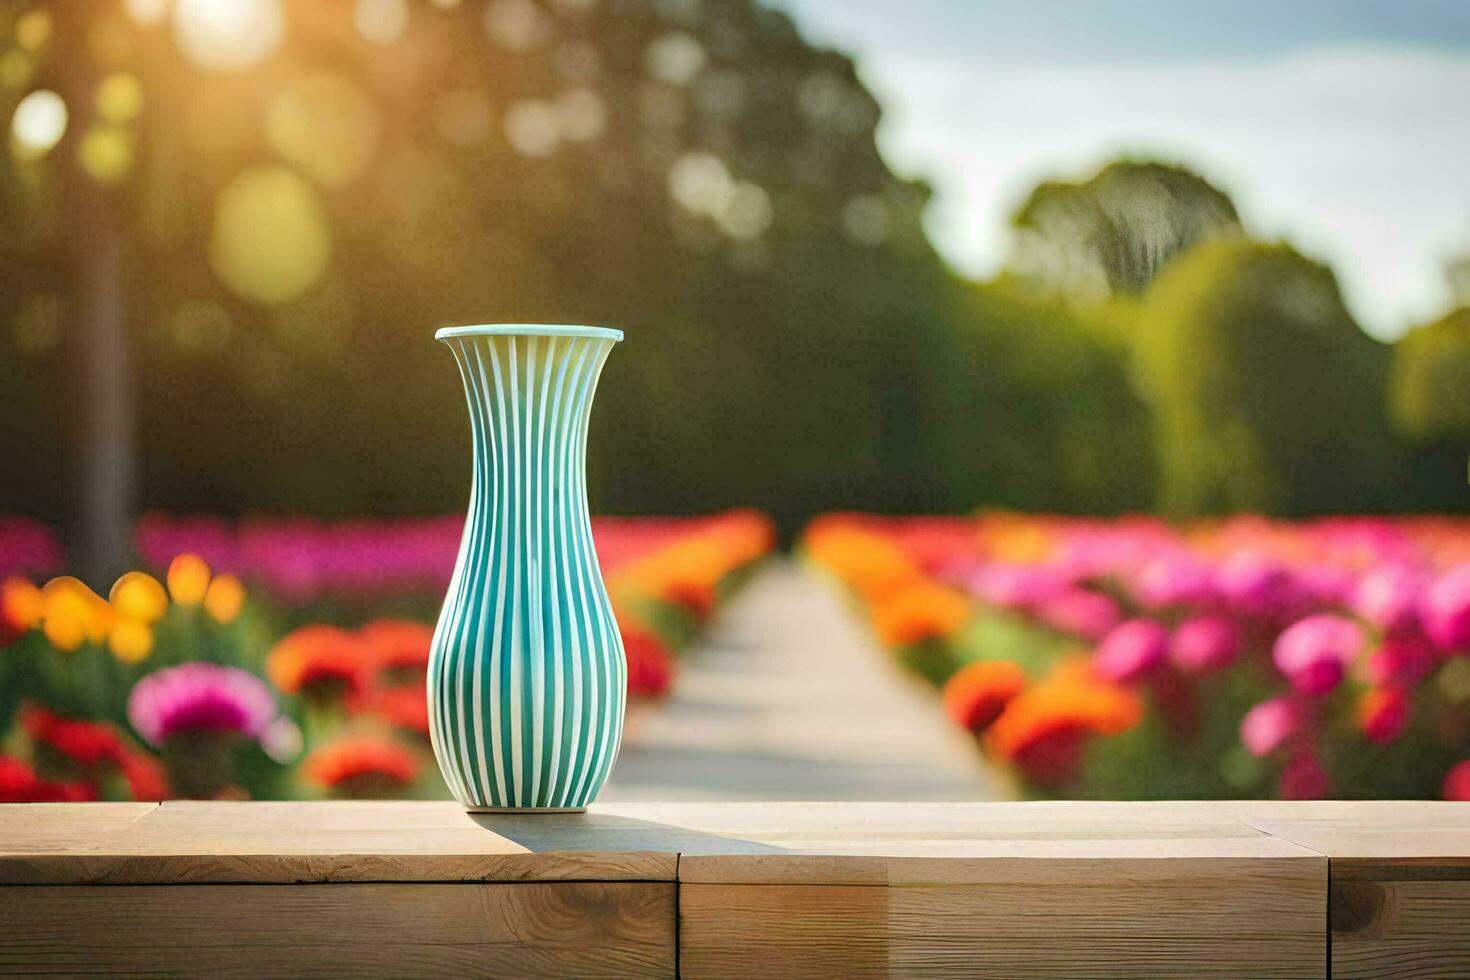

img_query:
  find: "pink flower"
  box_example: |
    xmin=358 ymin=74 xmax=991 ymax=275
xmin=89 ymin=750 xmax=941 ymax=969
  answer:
xmin=128 ymin=663 xmax=276 ymax=747
xmin=1216 ymin=553 xmax=1307 ymax=620
xmin=1272 ymin=614 xmax=1362 ymax=695
xmin=1279 ymin=750 xmax=1330 ymax=800
xmin=1132 ymin=553 xmax=1216 ymax=610
xmin=1093 ymin=619 xmax=1169 ymax=683
xmin=1170 ymin=614 xmax=1242 ymax=673
xmin=964 ymin=563 xmax=1067 ymax=608
xmin=1241 ymin=697 xmax=1310 ymax=756
xmin=1420 ymin=566 xmax=1470 ymax=652
xmin=1365 ymin=633 xmax=1436 ymax=687
xmin=1034 ymin=588 xmax=1120 ymax=641
xmin=1350 ymin=564 xmax=1422 ymax=635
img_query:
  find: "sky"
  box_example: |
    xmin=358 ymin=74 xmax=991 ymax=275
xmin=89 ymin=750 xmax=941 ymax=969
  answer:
xmin=773 ymin=0 xmax=1470 ymax=338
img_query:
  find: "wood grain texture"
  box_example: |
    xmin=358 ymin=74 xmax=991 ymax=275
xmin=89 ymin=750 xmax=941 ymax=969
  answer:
xmin=1332 ymin=879 xmax=1470 ymax=979
xmin=0 ymin=803 xmax=155 ymax=853
xmin=1243 ymin=801 xmax=1470 ymax=878
xmin=0 ymin=882 xmax=675 ymax=978
xmin=682 ymin=855 xmax=1326 ymax=978
xmin=0 ymin=801 xmax=675 ymax=884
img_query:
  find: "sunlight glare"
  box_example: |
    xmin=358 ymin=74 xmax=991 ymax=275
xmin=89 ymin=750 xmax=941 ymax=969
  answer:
xmin=10 ymin=89 xmax=66 ymax=160
xmin=173 ymin=0 xmax=284 ymax=72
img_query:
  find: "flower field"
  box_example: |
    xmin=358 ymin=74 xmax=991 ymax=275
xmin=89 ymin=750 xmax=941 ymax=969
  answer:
xmin=804 ymin=512 xmax=1470 ymax=801
xmin=0 ymin=510 xmax=773 ymax=802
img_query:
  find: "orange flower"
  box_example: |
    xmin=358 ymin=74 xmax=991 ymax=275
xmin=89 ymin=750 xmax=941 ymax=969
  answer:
xmin=109 ymin=571 xmax=168 ymax=623
xmin=166 ymin=554 xmax=211 ymax=606
xmin=203 ymin=573 xmax=245 ymax=624
xmin=942 ymin=660 xmax=1027 ymax=733
xmin=804 ymin=521 xmax=924 ymax=604
xmin=870 ymin=582 xmax=972 ymax=648
xmin=1 ymin=577 xmax=43 ymax=643
xmin=266 ymin=624 xmax=371 ymax=699
xmin=305 ymin=738 xmax=419 ymax=796
xmin=359 ymin=619 xmax=433 ymax=681
xmin=985 ymin=658 xmax=1143 ymax=786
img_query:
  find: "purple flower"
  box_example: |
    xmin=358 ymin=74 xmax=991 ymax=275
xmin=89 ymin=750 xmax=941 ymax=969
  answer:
xmin=1350 ymin=564 xmax=1422 ymax=635
xmin=1034 ymin=587 xmax=1120 ymax=641
xmin=1421 ymin=566 xmax=1470 ymax=653
xmin=1241 ymin=697 xmax=1311 ymax=756
xmin=1093 ymin=619 xmax=1169 ymax=683
xmin=128 ymin=663 xmax=276 ymax=747
xmin=1272 ymin=614 xmax=1363 ymax=695
xmin=1170 ymin=614 xmax=1242 ymax=673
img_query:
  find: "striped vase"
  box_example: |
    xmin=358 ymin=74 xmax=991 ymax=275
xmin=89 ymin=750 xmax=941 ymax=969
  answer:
xmin=429 ymin=324 xmax=626 ymax=812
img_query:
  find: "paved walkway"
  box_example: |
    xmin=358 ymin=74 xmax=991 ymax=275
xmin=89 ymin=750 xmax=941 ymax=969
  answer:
xmin=601 ymin=560 xmax=1000 ymax=801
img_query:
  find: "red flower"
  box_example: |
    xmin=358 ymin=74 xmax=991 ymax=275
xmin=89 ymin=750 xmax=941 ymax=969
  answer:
xmin=305 ymin=738 xmax=419 ymax=794
xmin=361 ymin=685 xmax=431 ymax=735
xmin=22 ymin=705 xmax=124 ymax=769
xmin=1356 ymin=688 xmax=1410 ymax=745
xmin=942 ymin=661 xmax=1026 ymax=733
xmin=0 ymin=755 xmax=39 ymax=802
xmin=623 ymin=625 xmax=675 ymax=699
xmin=117 ymin=748 xmax=169 ymax=801
xmin=1443 ymin=761 xmax=1470 ymax=801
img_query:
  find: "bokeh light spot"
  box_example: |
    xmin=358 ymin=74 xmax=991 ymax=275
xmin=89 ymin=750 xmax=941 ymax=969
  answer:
xmin=173 ymin=0 xmax=283 ymax=72
xmin=717 ymin=181 xmax=773 ymax=240
xmin=354 ymin=0 xmax=408 ymax=44
xmin=15 ymin=10 xmax=51 ymax=51
xmin=669 ymin=151 xmax=733 ymax=216
xmin=504 ymin=100 xmax=558 ymax=157
xmin=78 ymin=125 xmax=135 ymax=184
xmin=645 ymin=31 xmax=705 ymax=86
xmin=10 ymin=89 xmax=66 ymax=160
xmin=96 ymin=72 xmax=145 ymax=124
xmin=555 ymin=88 xmax=606 ymax=142
xmin=124 ymin=0 xmax=170 ymax=26
xmin=268 ymin=73 xmax=378 ymax=187
xmin=210 ymin=166 xmax=331 ymax=305
xmin=484 ymin=0 xmax=549 ymax=51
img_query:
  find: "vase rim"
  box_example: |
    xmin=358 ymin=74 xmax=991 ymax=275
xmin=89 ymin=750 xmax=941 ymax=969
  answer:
xmin=435 ymin=323 xmax=623 ymax=342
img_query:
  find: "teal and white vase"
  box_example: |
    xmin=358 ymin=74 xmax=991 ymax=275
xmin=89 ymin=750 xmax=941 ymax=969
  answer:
xmin=429 ymin=324 xmax=626 ymax=812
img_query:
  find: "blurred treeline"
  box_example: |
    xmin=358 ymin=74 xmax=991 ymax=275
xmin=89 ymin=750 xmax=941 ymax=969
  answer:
xmin=1 ymin=0 xmax=1466 ymax=555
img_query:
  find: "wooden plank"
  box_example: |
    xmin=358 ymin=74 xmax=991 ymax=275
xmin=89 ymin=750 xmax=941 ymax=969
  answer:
xmin=682 ymin=855 xmax=1326 ymax=978
xmin=0 ymin=882 xmax=675 ymax=978
xmin=0 ymin=803 xmax=155 ymax=853
xmin=1243 ymin=801 xmax=1470 ymax=877
xmin=0 ymin=801 xmax=675 ymax=884
xmin=1332 ymin=879 xmax=1470 ymax=979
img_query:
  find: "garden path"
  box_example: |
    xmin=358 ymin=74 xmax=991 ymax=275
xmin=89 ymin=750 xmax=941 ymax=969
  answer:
xmin=601 ymin=560 xmax=1001 ymax=801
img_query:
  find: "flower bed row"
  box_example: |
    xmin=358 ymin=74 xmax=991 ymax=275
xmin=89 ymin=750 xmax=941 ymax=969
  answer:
xmin=803 ymin=512 xmax=1470 ymax=801
xmin=0 ymin=510 xmax=774 ymax=802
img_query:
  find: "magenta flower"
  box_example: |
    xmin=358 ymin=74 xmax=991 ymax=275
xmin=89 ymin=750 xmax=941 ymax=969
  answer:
xmin=1420 ymin=566 xmax=1470 ymax=652
xmin=1350 ymin=564 xmax=1422 ymax=635
xmin=1272 ymin=614 xmax=1362 ymax=695
xmin=1278 ymin=750 xmax=1330 ymax=800
xmin=128 ymin=663 xmax=277 ymax=747
xmin=1170 ymin=614 xmax=1242 ymax=673
xmin=1241 ymin=697 xmax=1311 ymax=756
xmin=1216 ymin=553 xmax=1306 ymax=620
xmin=1093 ymin=619 xmax=1169 ymax=683
xmin=1132 ymin=553 xmax=1216 ymax=610
xmin=964 ymin=563 xmax=1068 ymax=608
xmin=1034 ymin=587 xmax=1120 ymax=641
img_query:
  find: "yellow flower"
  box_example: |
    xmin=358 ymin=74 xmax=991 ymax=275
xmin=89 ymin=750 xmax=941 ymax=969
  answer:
xmin=109 ymin=571 xmax=169 ymax=623
xmin=40 ymin=576 xmax=104 ymax=652
xmin=109 ymin=616 xmax=154 ymax=664
xmin=1 ymin=577 xmax=44 ymax=636
xmin=166 ymin=553 xmax=211 ymax=605
xmin=203 ymin=573 xmax=245 ymax=625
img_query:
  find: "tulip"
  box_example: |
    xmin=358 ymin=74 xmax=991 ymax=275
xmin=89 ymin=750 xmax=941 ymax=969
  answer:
xmin=1272 ymin=614 xmax=1362 ymax=695
xmin=1421 ymin=566 xmax=1470 ymax=653
xmin=1170 ymin=614 xmax=1242 ymax=673
xmin=1093 ymin=619 xmax=1169 ymax=683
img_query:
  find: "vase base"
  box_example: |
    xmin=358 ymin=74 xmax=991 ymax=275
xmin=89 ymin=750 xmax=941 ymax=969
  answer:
xmin=465 ymin=806 xmax=587 ymax=814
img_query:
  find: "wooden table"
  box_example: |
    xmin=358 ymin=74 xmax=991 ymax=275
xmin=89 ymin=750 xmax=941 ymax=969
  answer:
xmin=1 ymin=801 xmax=1466 ymax=977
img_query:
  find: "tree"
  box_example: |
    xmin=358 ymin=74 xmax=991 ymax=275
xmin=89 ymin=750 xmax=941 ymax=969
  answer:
xmin=1 ymin=0 xmax=953 ymax=554
xmin=1005 ymin=160 xmax=1241 ymax=303
xmin=1132 ymin=238 xmax=1397 ymax=516
xmin=1388 ymin=307 xmax=1470 ymax=509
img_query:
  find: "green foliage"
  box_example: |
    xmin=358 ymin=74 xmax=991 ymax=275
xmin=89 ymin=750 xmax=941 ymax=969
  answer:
xmin=1133 ymin=238 xmax=1399 ymax=516
xmin=1390 ymin=308 xmax=1470 ymax=444
xmin=1005 ymin=160 xmax=1241 ymax=301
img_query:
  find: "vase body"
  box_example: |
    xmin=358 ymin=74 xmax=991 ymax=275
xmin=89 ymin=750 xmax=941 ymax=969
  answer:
xmin=429 ymin=324 xmax=625 ymax=811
